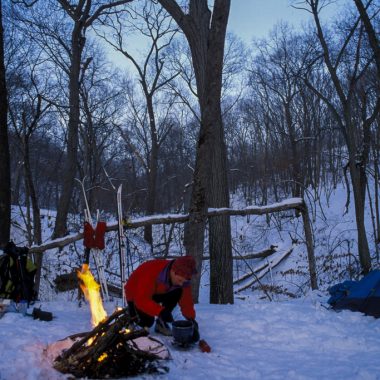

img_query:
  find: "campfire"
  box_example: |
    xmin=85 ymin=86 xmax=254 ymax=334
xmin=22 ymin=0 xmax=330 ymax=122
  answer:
xmin=51 ymin=264 xmax=170 ymax=378
xmin=77 ymin=263 xmax=107 ymax=328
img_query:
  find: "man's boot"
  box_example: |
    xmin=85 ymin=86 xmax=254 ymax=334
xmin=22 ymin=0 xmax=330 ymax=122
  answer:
xmin=154 ymin=317 xmax=172 ymax=336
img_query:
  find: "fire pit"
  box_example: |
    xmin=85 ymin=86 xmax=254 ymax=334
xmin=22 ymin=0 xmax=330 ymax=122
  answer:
xmin=52 ymin=308 xmax=170 ymax=378
xmin=50 ymin=265 xmax=170 ymax=378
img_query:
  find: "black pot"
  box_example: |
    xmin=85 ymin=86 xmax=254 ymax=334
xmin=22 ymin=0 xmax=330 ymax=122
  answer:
xmin=172 ymin=320 xmax=194 ymax=344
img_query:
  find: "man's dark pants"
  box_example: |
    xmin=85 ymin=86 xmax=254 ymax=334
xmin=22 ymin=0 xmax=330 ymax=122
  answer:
xmin=127 ymin=288 xmax=182 ymax=327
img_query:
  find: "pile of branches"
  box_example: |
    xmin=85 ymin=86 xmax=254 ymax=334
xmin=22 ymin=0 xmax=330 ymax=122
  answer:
xmin=53 ymin=308 xmax=168 ymax=378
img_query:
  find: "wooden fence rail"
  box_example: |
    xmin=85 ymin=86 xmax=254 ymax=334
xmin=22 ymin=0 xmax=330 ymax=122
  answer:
xmin=28 ymin=197 xmax=317 ymax=289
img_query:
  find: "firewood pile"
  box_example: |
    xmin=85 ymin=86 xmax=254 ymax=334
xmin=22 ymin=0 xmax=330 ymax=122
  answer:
xmin=53 ymin=308 xmax=169 ymax=378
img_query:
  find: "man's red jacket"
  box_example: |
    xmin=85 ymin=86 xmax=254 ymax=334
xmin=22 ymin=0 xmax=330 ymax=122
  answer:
xmin=124 ymin=259 xmax=196 ymax=319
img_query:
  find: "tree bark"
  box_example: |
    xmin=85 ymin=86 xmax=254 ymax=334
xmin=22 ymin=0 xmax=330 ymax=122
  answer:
xmin=346 ymin=121 xmax=371 ymax=272
xmin=53 ymin=21 xmax=84 ymax=238
xmin=158 ymin=0 xmax=233 ymax=304
xmin=23 ymin=137 xmax=43 ymax=295
xmin=284 ymin=101 xmax=302 ymax=199
xmin=144 ymin=94 xmax=159 ymax=245
xmin=353 ymin=0 xmax=380 ymax=74
xmin=0 ymin=0 xmax=11 ymax=247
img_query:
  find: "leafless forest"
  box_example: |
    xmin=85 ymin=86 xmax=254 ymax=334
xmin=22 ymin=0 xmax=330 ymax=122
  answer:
xmin=0 ymin=0 xmax=379 ymax=301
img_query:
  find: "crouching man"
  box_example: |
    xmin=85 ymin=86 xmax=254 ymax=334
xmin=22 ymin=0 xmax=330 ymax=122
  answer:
xmin=124 ymin=256 xmax=200 ymax=341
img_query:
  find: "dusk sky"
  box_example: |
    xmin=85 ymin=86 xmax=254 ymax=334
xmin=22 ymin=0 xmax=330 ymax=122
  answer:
xmin=227 ymin=0 xmax=342 ymax=42
xmin=106 ymin=0 xmax=343 ymax=69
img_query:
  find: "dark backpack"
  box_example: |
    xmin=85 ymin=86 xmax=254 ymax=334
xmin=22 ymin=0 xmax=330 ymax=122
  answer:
xmin=0 ymin=242 xmax=37 ymax=303
xmin=327 ymin=270 xmax=380 ymax=318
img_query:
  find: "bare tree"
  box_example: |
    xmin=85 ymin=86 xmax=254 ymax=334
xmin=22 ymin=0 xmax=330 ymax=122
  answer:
xmin=14 ymin=0 xmax=135 ymax=237
xmin=9 ymin=92 xmax=49 ymax=246
xmin=76 ymin=48 xmax=129 ymax=213
xmin=0 ymin=0 xmax=11 ymax=247
xmin=98 ymin=0 xmax=179 ymax=245
xmin=298 ymin=0 xmax=380 ymax=273
xmin=157 ymin=0 xmax=233 ymax=304
xmin=49 ymin=0 xmax=134 ymax=238
xmin=353 ymin=0 xmax=380 ymax=248
xmin=353 ymin=0 xmax=380 ymax=73
xmin=249 ymin=25 xmax=309 ymax=199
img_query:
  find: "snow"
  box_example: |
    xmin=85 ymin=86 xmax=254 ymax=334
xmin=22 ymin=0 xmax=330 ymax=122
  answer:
xmin=2 ymin=180 xmax=380 ymax=379
xmin=1 ymin=293 xmax=380 ymax=380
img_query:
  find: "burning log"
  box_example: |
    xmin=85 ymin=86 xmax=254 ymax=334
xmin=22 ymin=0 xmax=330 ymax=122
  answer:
xmin=51 ymin=265 xmax=170 ymax=378
xmin=53 ymin=307 xmax=169 ymax=378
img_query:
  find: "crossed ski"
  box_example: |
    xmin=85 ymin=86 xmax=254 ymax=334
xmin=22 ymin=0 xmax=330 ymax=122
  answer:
xmin=77 ymin=178 xmax=109 ymax=302
xmin=117 ymin=184 xmax=127 ymax=307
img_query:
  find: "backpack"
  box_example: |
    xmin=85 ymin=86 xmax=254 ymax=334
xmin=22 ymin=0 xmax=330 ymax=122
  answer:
xmin=327 ymin=270 xmax=380 ymax=318
xmin=0 ymin=242 xmax=37 ymax=303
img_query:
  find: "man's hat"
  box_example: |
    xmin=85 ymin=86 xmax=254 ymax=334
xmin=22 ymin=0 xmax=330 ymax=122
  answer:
xmin=172 ymin=256 xmax=197 ymax=279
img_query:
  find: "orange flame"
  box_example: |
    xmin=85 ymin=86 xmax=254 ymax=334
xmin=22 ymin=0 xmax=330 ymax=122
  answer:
xmin=97 ymin=352 xmax=108 ymax=362
xmin=77 ymin=264 xmax=107 ymax=328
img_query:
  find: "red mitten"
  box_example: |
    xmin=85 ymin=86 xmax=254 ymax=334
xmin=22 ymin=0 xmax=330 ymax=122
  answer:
xmin=83 ymin=222 xmax=96 ymax=249
xmin=94 ymin=221 xmax=107 ymax=250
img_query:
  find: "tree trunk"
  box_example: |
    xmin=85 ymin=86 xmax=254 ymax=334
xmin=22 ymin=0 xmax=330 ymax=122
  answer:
xmin=0 ymin=0 xmax=11 ymax=247
xmin=23 ymin=138 xmax=42 ymax=245
xmin=350 ymin=165 xmax=371 ymax=272
xmin=375 ymin=153 xmax=380 ymax=245
xmin=158 ymin=0 xmax=233 ymax=303
xmin=53 ymin=24 xmax=84 ymax=238
xmin=207 ymin=111 xmax=233 ymax=302
xmin=353 ymin=0 xmax=380 ymax=75
xmin=144 ymin=95 xmax=159 ymax=245
xmin=185 ymin=0 xmax=233 ymax=304
xmin=344 ymin=110 xmax=371 ymax=273
xmin=202 ymin=25 xmax=233 ymax=303
xmin=23 ymin=138 xmax=43 ymax=296
xmin=284 ymin=101 xmax=302 ymax=198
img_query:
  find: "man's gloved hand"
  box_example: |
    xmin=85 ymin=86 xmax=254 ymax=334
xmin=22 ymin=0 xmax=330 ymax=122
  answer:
xmin=159 ymin=308 xmax=174 ymax=323
xmin=188 ymin=318 xmax=200 ymax=342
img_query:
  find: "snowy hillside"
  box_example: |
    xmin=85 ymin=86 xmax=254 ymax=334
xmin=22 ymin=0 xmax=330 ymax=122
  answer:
xmin=11 ymin=183 xmax=374 ymax=306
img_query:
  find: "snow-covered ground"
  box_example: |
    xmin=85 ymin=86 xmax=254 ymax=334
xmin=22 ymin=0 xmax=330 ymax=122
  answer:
xmin=1 ymin=292 xmax=380 ymax=380
xmin=2 ymin=182 xmax=380 ymax=379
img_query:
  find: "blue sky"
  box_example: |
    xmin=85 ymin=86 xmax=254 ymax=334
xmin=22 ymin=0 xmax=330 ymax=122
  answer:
xmin=227 ymin=0 xmax=341 ymax=42
xmin=105 ymin=0 xmax=342 ymax=69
